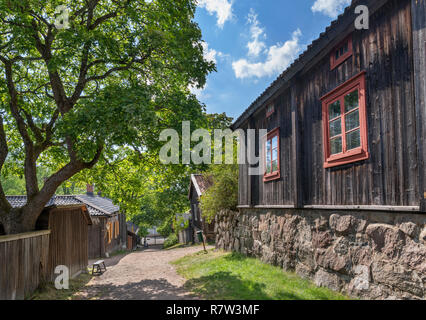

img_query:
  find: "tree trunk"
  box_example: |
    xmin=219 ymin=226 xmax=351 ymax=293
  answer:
xmin=0 ymin=207 xmax=42 ymax=235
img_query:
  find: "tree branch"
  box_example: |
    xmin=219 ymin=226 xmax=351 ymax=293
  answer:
xmin=0 ymin=58 xmax=39 ymax=197
xmin=0 ymin=115 xmax=11 ymax=215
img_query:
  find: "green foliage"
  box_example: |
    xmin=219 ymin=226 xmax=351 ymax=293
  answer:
xmin=0 ymin=0 xmax=215 ymax=225
xmin=173 ymin=214 xmax=190 ymax=233
xmin=137 ymin=225 xmax=149 ymax=238
xmin=199 ymin=162 xmax=239 ymax=223
xmin=172 ymin=251 xmax=350 ymax=300
xmin=163 ymin=233 xmax=178 ymax=249
xmin=157 ymin=216 xmax=173 ymax=238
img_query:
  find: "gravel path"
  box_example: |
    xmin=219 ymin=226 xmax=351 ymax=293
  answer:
xmin=75 ymin=245 xmax=212 ymax=300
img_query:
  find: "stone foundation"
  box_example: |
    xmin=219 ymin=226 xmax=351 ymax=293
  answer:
xmin=215 ymin=208 xmax=426 ymax=300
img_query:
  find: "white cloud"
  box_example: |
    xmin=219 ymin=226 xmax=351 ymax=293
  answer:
xmin=189 ymin=83 xmax=209 ymax=100
xmin=198 ymin=0 xmax=233 ymax=28
xmin=232 ymin=27 xmax=302 ymax=79
xmin=311 ymin=0 xmax=351 ymax=18
xmin=246 ymin=9 xmax=266 ymax=57
xmin=202 ymin=42 xmax=219 ymax=64
xmin=201 ymin=41 xmax=229 ymax=64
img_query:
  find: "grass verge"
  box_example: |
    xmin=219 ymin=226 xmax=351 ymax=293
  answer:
xmin=29 ymin=272 xmax=92 ymax=300
xmin=172 ymin=250 xmax=350 ymax=300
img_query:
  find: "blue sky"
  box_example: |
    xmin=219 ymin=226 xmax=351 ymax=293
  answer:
xmin=192 ymin=0 xmax=351 ymax=120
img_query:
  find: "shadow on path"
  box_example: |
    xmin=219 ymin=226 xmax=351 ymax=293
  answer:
xmin=79 ymin=278 xmax=195 ymax=300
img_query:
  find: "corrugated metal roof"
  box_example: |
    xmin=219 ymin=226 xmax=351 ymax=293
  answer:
xmin=6 ymin=194 xmax=119 ymax=217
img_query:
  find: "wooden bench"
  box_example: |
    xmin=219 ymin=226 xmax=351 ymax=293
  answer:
xmin=91 ymin=260 xmax=106 ymax=275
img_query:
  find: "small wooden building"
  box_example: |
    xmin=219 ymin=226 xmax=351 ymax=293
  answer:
xmin=73 ymin=187 xmax=127 ymax=258
xmin=188 ymin=174 xmax=215 ymax=242
xmin=36 ymin=204 xmax=92 ymax=280
xmin=5 ymin=196 xmax=93 ymax=283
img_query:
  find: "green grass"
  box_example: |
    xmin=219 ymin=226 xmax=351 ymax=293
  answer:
xmin=164 ymin=242 xmax=205 ymax=250
xmin=29 ymin=273 xmax=93 ymax=300
xmin=108 ymin=249 xmax=130 ymax=257
xmin=172 ymin=250 xmax=350 ymax=300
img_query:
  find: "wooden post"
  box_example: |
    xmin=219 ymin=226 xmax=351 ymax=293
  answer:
xmin=291 ymin=83 xmax=303 ymax=208
xmin=411 ymin=0 xmax=426 ymax=212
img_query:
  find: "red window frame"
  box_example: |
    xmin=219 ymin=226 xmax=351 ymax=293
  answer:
xmin=263 ymin=127 xmax=280 ymax=182
xmin=321 ymin=71 xmax=369 ymax=168
xmin=330 ymin=36 xmax=353 ymax=70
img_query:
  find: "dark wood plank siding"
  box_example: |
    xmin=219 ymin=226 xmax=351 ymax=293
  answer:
xmin=238 ymin=124 xmax=250 ymax=206
xmin=46 ymin=207 xmax=89 ymax=281
xmin=0 ymin=231 xmax=50 ymax=300
xmin=411 ymin=0 xmax=426 ymax=211
xmin=249 ymin=88 xmax=294 ymax=206
xmin=238 ymin=0 xmax=421 ymax=208
xmin=88 ymin=222 xmax=102 ymax=259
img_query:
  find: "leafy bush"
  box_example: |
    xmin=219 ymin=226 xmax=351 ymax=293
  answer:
xmin=199 ymin=163 xmax=238 ymax=223
xmin=158 ymin=217 xmax=173 ymax=238
xmin=137 ymin=225 xmax=149 ymax=238
xmin=163 ymin=233 xmax=179 ymax=249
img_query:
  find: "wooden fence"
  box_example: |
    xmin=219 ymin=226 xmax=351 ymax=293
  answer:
xmin=0 ymin=230 xmax=50 ymax=300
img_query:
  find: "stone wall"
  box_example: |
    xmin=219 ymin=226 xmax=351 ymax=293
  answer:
xmin=215 ymin=208 xmax=426 ymax=300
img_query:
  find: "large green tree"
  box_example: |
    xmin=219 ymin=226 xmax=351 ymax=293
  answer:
xmin=0 ymin=0 xmax=214 ymax=234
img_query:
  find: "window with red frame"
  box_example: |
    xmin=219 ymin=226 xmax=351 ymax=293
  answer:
xmin=330 ymin=36 xmax=352 ymax=70
xmin=321 ymin=72 xmax=369 ymax=168
xmin=264 ymin=128 xmax=280 ymax=181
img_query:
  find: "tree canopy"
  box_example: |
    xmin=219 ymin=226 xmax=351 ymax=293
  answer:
xmin=0 ymin=0 xmax=215 ymax=234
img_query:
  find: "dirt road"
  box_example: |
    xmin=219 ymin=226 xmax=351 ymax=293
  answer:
xmin=75 ymin=245 xmax=210 ymax=300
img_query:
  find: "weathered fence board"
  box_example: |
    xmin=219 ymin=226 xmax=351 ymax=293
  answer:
xmin=0 ymin=230 xmax=50 ymax=300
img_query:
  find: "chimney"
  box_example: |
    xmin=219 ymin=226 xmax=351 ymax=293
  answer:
xmin=86 ymin=184 xmax=94 ymax=196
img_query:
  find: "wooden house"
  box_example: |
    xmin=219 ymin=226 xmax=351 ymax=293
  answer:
xmin=73 ymin=186 xmax=127 ymax=258
xmin=5 ymin=197 xmax=92 ymax=281
xmin=224 ymin=0 xmax=426 ymax=299
xmin=6 ymin=186 xmax=127 ymax=259
xmin=188 ymin=174 xmax=215 ymax=242
xmin=232 ymin=0 xmax=425 ymax=213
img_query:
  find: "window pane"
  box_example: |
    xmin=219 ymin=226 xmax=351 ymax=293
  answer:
xmin=329 ymin=118 xmax=342 ymax=137
xmin=272 ymin=160 xmax=278 ymax=172
xmin=266 ymin=140 xmax=271 ymax=173
xmin=330 ymin=136 xmax=342 ymax=155
xmin=345 ymin=110 xmax=360 ymax=131
xmin=329 ymin=100 xmax=341 ymax=120
xmin=346 ymin=129 xmax=361 ymax=150
xmin=272 ymin=136 xmax=278 ymax=150
xmin=272 ymin=148 xmax=278 ymax=162
xmin=266 ymin=160 xmax=271 ymax=173
xmin=344 ymin=89 xmax=359 ymax=113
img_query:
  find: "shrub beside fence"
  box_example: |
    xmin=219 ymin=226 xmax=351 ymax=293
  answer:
xmin=0 ymin=230 xmax=50 ymax=300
